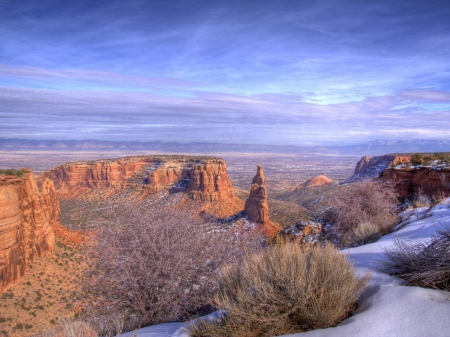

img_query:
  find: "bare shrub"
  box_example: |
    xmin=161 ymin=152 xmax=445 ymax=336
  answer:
xmin=190 ymin=241 xmax=369 ymax=337
xmin=380 ymin=225 xmax=450 ymax=291
xmin=329 ymin=180 xmax=399 ymax=247
xmin=82 ymin=199 xmax=261 ymax=335
xmin=412 ymin=189 xmax=432 ymax=208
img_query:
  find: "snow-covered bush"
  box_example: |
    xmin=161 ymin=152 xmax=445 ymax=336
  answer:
xmin=380 ymin=225 xmax=450 ymax=291
xmin=329 ymin=180 xmax=399 ymax=247
xmin=81 ymin=201 xmax=261 ymax=335
xmin=190 ymin=241 xmax=369 ymax=337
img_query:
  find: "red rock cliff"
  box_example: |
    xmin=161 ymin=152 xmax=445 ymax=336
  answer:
xmin=382 ymin=166 xmax=450 ymax=199
xmin=0 ymin=170 xmax=56 ymax=292
xmin=43 ymin=156 xmax=234 ymax=202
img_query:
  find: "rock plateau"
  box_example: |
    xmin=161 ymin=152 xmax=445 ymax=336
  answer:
xmin=43 ymin=155 xmax=235 ymax=202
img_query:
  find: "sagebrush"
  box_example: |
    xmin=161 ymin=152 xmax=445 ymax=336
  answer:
xmin=380 ymin=225 xmax=450 ymax=291
xmin=81 ymin=199 xmax=261 ymax=335
xmin=190 ymin=241 xmax=369 ymax=337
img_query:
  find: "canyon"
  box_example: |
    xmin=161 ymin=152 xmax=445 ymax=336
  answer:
xmin=0 ymin=170 xmax=57 ymax=292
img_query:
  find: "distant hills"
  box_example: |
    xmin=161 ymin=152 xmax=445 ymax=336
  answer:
xmin=1 ymin=137 xmax=450 ymax=156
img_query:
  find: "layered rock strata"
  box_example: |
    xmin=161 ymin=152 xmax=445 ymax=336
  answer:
xmin=43 ymin=156 xmax=234 ymax=202
xmin=0 ymin=171 xmax=56 ymax=292
xmin=382 ymin=166 xmax=450 ymax=199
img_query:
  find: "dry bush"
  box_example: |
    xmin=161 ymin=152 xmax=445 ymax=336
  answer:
xmin=380 ymin=225 xmax=450 ymax=291
xmin=81 ymin=200 xmax=262 ymax=335
xmin=412 ymin=189 xmax=432 ymax=208
xmin=329 ymin=180 xmax=399 ymax=247
xmin=39 ymin=318 xmax=97 ymax=337
xmin=190 ymin=241 xmax=369 ymax=337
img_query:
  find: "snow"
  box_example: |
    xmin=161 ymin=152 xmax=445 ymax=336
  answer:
xmin=120 ymin=198 xmax=450 ymax=337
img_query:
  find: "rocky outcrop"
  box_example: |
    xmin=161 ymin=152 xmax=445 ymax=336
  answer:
xmin=43 ymin=156 xmax=234 ymax=202
xmin=382 ymin=166 xmax=450 ymax=199
xmin=280 ymin=221 xmax=323 ymax=244
xmin=350 ymin=154 xmax=412 ymax=181
xmin=354 ymin=155 xmax=411 ymax=175
xmin=0 ymin=170 xmax=56 ymax=292
xmin=299 ymin=175 xmax=333 ymax=188
xmin=245 ymin=165 xmax=270 ymax=224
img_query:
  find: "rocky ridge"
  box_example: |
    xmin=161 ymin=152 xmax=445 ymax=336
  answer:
xmin=0 ymin=170 xmax=57 ymax=292
xmin=349 ymin=154 xmax=412 ymax=181
xmin=43 ymin=155 xmax=235 ymax=202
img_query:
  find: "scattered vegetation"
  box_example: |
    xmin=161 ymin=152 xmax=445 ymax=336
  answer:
xmin=380 ymin=225 xmax=450 ymax=291
xmin=190 ymin=241 xmax=369 ymax=337
xmin=407 ymin=152 xmax=450 ymax=166
xmin=328 ymin=180 xmax=399 ymax=247
xmin=82 ymin=200 xmax=262 ymax=335
xmin=0 ymin=169 xmax=27 ymax=177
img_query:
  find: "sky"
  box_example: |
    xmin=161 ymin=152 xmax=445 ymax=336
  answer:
xmin=1 ymin=0 xmax=450 ymax=146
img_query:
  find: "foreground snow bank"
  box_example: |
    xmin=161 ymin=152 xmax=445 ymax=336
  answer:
xmin=121 ymin=198 xmax=450 ymax=337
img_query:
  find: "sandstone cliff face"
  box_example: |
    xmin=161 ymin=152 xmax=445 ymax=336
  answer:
xmin=0 ymin=171 xmax=56 ymax=292
xmin=245 ymin=165 xmax=270 ymax=224
xmin=43 ymin=156 xmax=234 ymax=202
xmin=382 ymin=167 xmax=450 ymax=199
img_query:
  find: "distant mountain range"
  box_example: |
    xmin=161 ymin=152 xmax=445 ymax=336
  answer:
xmin=1 ymin=138 xmax=450 ymax=156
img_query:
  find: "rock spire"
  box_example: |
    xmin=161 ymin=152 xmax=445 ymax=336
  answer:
xmin=245 ymin=165 xmax=270 ymax=224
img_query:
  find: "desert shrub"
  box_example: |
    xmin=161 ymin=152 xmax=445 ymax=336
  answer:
xmin=380 ymin=225 xmax=450 ymax=291
xmin=412 ymin=192 xmax=432 ymax=208
xmin=410 ymin=153 xmax=424 ymax=165
xmin=82 ymin=200 xmax=261 ymax=335
xmin=329 ymin=180 xmax=399 ymax=247
xmin=190 ymin=241 xmax=369 ymax=337
xmin=39 ymin=317 xmax=97 ymax=337
xmin=0 ymin=169 xmax=26 ymax=177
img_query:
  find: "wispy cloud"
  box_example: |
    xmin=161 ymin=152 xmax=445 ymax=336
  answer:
xmin=1 ymin=0 xmax=450 ymax=145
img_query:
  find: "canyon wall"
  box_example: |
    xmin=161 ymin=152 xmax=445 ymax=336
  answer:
xmin=43 ymin=156 xmax=234 ymax=202
xmin=382 ymin=167 xmax=450 ymax=199
xmin=0 ymin=171 xmax=56 ymax=292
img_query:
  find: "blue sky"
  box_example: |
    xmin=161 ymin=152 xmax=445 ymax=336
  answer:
xmin=1 ymin=0 xmax=449 ymax=145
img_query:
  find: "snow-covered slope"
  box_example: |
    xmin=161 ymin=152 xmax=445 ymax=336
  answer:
xmin=121 ymin=199 xmax=450 ymax=337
